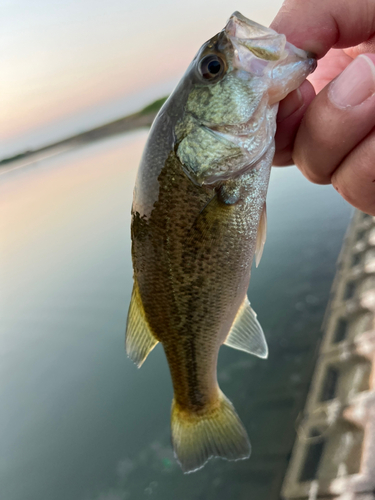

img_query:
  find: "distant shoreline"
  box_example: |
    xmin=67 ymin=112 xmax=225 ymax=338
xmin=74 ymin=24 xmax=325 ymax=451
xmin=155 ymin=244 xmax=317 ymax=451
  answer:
xmin=0 ymin=96 xmax=168 ymax=167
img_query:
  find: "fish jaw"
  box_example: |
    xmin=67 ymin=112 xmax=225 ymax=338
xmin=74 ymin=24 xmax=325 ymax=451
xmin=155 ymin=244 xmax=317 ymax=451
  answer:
xmin=225 ymin=11 xmax=316 ymax=105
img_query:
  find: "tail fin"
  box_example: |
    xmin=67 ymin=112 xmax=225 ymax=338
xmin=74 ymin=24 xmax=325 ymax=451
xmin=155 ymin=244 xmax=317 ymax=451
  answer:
xmin=171 ymin=391 xmax=251 ymax=473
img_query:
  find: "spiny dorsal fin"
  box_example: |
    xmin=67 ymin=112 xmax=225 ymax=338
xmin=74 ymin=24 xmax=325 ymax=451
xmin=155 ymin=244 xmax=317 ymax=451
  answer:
xmin=125 ymin=282 xmax=158 ymax=368
xmin=224 ymin=296 xmax=268 ymax=359
xmin=255 ymin=202 xmax=267 ymax=268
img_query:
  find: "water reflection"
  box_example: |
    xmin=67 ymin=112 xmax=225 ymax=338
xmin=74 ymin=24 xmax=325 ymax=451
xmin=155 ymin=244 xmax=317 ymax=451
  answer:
xmin=1 ymin=131 xmax=352 ymax=500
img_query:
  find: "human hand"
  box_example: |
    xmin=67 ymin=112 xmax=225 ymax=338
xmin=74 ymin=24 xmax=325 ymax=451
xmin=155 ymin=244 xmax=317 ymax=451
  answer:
xmin=271 ymin=0 xmax=375 ymax=215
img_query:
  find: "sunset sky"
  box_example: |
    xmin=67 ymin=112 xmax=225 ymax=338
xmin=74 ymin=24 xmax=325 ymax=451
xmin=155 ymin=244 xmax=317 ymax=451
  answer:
xmin=2 ymin=0 xmax=284 ymax=158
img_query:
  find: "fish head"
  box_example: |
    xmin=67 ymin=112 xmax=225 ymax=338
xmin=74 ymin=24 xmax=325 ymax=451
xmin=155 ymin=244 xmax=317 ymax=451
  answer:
xmin=175 ymin=12 xmax=316 ymax=186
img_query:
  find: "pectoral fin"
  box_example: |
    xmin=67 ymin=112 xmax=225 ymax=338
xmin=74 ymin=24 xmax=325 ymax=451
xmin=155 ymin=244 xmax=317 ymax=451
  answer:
xmin=255 ymin=202 xmax=267 ymax=268
xmin=125 ymin=282 xmax=158 ymax=368
xmin=224 ymin=296 xmax=268 ymax=359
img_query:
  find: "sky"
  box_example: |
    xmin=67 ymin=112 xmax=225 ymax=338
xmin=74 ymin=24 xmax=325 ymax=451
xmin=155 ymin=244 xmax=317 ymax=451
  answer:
xmin=1 ymin=0 xmax=284 ymax=158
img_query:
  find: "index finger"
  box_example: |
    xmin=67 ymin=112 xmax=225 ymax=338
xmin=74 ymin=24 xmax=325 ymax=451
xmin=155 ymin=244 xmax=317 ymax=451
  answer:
xmin=271 ymin=0 xmax=375 ymax=57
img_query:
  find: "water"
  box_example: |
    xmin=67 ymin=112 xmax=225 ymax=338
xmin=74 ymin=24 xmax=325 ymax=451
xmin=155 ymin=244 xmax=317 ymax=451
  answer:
xmin=0 ymin=131 xmax=352 ymax=500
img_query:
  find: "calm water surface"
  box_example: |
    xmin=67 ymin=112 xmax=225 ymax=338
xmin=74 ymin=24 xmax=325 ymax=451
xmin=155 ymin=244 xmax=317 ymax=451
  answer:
xmin=0 ymin=131 xmax=352 ymax=500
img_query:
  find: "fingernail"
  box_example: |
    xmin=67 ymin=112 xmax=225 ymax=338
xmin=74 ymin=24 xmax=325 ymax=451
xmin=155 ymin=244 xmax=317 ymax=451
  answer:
xmin=277 ymin=88 xmax=303 ymax=122
xmin=329 ymin=55 xmax=375 ymax=108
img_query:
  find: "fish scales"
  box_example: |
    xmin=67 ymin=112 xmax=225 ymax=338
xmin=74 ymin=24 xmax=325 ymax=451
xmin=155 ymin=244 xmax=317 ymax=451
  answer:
xmin=126 ymin=11 xmax=316 ymax=473
xmin=132 ymin=151 xmax=268 ymax=409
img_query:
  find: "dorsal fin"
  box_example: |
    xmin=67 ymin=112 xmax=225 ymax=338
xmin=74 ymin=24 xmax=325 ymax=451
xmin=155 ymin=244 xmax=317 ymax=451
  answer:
xmin=224 ymin=296 xmax=268 ymax=359
xmin=255 ymin=202 xmax=267 ymax=268
xmin=125 ymin=281 xmax=158 ymax=368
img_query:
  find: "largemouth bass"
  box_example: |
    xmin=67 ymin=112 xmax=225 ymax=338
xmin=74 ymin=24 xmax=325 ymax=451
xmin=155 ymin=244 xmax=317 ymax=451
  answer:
xmin=126 ymin=12 xmax=316 ymax=473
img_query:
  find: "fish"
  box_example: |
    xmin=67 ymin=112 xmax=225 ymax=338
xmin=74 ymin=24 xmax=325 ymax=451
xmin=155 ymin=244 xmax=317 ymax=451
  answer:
xmin=126 ymin=11 xmax=316 ymax=473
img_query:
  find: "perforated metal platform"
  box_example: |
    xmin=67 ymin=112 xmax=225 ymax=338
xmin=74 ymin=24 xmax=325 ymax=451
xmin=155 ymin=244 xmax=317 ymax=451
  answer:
xmin=282 ymin=211 xmax=375 ymax=500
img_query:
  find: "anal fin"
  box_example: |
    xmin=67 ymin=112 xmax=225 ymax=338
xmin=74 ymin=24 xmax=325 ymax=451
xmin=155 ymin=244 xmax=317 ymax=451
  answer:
xmin=224 ymin=296 xmax=268 ymax=359
xmin=125 ymin=281 xmax=158 ymax=368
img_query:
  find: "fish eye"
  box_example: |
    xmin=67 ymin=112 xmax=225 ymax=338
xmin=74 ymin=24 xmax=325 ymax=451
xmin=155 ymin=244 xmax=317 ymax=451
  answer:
xmin=199 ymin=54 xmax=225 ymax=80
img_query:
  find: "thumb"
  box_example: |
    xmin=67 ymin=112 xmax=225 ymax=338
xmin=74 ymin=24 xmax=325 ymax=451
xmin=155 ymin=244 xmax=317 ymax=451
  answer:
xmin=293 ymin=54 xmax=375 ymax=213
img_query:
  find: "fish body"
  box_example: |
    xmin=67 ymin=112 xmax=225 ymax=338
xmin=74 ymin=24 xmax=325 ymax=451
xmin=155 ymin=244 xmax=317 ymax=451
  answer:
xmin=126 ymin=12 xmax=316 ymax=473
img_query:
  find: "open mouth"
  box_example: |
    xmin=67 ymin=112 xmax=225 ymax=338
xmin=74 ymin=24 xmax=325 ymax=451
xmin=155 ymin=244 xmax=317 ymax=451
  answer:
xmin=224 ymin=11 xmax=316 ymax=103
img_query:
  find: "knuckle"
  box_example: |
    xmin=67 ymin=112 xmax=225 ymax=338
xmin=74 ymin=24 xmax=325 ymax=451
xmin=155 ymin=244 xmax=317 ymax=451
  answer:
xmin=332 ymin=135 xmax=375 ymax=215
xmin=302 ymin=106 xmax=338 ymax=151
xmin=332 ymin=173 xmax=355 ymax=206
xmin=273 ymin=146 xmax=294 ymax=166
xmin=293 ymin=145 xmax=331 ymax=184
xmin=292 ymin=103 xmax=339 ymax=184
xmin=354 ymin=140 xmax=375 ymax=181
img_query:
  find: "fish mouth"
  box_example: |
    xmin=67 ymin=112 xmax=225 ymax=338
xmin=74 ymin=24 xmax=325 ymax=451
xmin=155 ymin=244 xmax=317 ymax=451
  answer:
xmin=224 ymin=11 xmax=316 ymax=103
